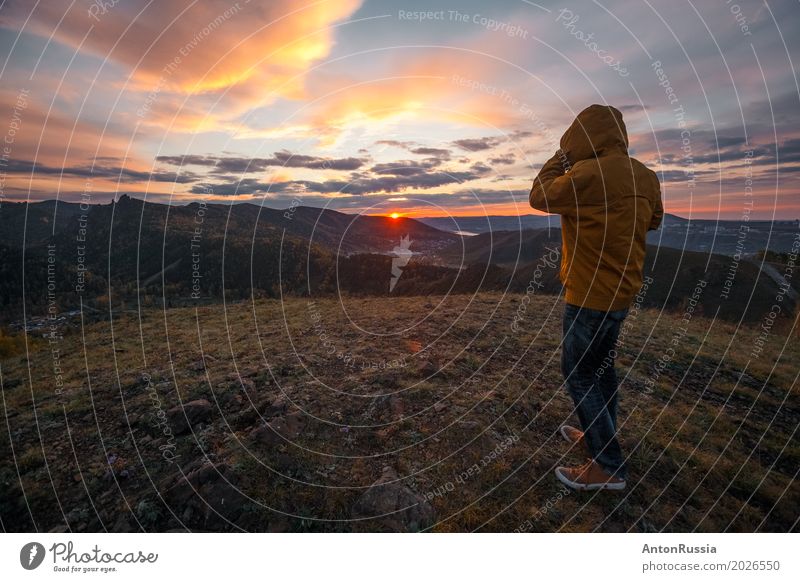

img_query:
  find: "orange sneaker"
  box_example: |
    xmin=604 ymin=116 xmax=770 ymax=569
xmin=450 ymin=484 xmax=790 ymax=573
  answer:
xmin=559 ymin=424 xmax=590 ymax=457
xmin=555 ymin=460 xmax=626 ymax=491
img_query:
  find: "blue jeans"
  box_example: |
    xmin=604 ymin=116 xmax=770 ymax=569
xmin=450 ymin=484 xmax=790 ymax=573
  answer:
xmin=561 ymin=303 xmax=628 ymax=479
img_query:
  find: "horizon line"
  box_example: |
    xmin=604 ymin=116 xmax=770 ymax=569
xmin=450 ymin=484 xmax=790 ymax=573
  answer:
xmin=4 ymin=197 xmax=800 ymax=222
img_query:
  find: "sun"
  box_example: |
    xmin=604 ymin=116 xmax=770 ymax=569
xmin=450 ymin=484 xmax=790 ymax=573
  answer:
xmin=390 ymin=212 xmax=400 ymax=219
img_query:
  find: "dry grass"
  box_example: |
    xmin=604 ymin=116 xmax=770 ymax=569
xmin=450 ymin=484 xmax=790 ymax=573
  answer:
xmin=1 ymin=292 xmax=797 ymax=532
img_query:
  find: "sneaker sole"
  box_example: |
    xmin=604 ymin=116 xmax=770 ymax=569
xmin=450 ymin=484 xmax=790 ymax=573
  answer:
xmin=559 ymin=425 xmax=581 ymax=444
xmin=554 ymin=467 xmax=626 ymax=491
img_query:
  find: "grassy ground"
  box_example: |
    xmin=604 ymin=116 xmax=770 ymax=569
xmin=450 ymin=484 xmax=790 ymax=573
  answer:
xmin=1 ymin=292 xmax=797 ymax=532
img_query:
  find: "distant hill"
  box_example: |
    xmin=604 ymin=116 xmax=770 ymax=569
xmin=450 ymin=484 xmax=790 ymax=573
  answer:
xmin=0 ymin=198 xmax=458 ymax=322
xmin=0 ymin=198 xmax=796 ymax=326
xmin=0 ymin=198 xmax=456 ymax=255
xmin=407 ymin=227 xmax=794 ymax=323
xmin=416 ymin=213 xmax=694 ymax=234
xmin=275 ymin=205 xmax=457 ymax=255
xmin=0 ymin=199 xmax=85 ymax=247
xmin=417 ymin=213 xmax=561 ymax=234
xmin=435 ymin=228 xmax=559 ymax=267
xmin=420 ymin=212 xmax=800 ymax=257
xmin=650 ymin=214 xmax=800 ymax=256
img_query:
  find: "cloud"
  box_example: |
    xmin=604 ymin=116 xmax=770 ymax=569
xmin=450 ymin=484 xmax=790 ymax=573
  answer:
xmin=452 ymin=131 xmax=532 ymax=152
xmin=452 ymin=137 xmax=504 ymax=152
xmin=179 ymin=188 xmax=531 ymax=212
xmin=409 ymin=147 xmax=452 ymax=159
xmin=642 ymin=129 xmax=800 ymax=177
xmin=274 ymin=43 xmax=539 ymax=144
xmin=1 ymin=0 xmax=364 ymax=130
xmin=373 ymin=142 xmax=453 ymax=160
xmin=368 ymin=159 xmax=443 ymax=176
xmin=5 ymin=159 xmax=200 ymax=183
xmin=489 ymin=154 xmax=516 ymax=165
xmin=0 ymin=91 xmax=134 ymax=166
xmin=156 ymin=151 xmax=368 ymax=172
xmin=617 ymin=104 xmax=649 ymax=113
xmin=375 ymin=140 xmax=416 ymax=149
xmin=192 ymin=162 xmax=494 ymax=196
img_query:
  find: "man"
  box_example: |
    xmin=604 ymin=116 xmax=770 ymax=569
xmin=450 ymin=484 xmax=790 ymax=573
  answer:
xmin=529 ymin=104 xmax=663 ymax=491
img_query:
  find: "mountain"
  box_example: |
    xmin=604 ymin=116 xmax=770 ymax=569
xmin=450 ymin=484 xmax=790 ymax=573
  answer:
xmin=0 ymin=198 xmax=457 ymax=322
xmin=0 ymin=198 xmax=457 ymax=254
xmin=0 ymin=198 xmax=796 ymax=327
xmin=420 ymin=212 xmax=800 ymax=257
xmin=651 ymin=214 xmax=800 ymax=256
xmin=435 ymin=228 xmax=560 ymax=266
xmin=274 ymin=205 xmax=458 ymax=254
xmin=0 ymin=199 xmax=85 ymax=247
xmin=417 ymin=213 xmax=561 ymax=234
xmin=431 ymin=227 xmax=798 ymax=322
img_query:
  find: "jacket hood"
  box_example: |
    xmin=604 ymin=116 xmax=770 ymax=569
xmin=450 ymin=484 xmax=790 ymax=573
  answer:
xmin=560 ymin=104 xmax=628 ymax=165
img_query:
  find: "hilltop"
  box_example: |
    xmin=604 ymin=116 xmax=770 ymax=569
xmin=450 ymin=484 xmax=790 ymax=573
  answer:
xmin=1 ymin=198 xmax=797 ymax=328
xmin=1 ymin=293 xmax=797 ymax=532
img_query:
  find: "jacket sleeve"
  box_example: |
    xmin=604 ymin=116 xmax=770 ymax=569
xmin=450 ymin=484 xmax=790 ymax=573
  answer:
xmin=649 ymin=183 xmax=664 ymax=231
xmin=529 ymin=152 xmax=588 ymax=216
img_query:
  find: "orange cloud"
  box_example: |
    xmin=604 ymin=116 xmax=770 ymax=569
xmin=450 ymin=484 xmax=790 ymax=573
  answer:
xmin=3 ymin=0 xmax=363 ymax=132
xmin=264 ymin=47 xmax=531 ymax=146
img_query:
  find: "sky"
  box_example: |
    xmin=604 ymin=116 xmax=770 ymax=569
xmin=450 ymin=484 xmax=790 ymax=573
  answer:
xmin=0 ymin=0 xmax=798 ymax=218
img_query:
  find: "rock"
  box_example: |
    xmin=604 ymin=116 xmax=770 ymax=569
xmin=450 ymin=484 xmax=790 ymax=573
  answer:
xmin=261 ymin=393 xmax=289 ymax=418
xmin=217 ymin=389 xmax=241 ymax=411
xmin=225 ymin=370 xmax=257 ymax=389
xmin=163 ymin=462 xmax=247 ymax=530
xmin=249 ymin=424 xmax=274 ymax=445
xmin=250 ymin=411 xmax=306 ymax=445
xmin=352 ymin=467 xmax=436 ymax=532
xmin=168 ymin=399 xmax=213 ymax=435
xmin=229 ymin=406 xmax=259 ymax=429
xmin=433 ymin=401 xmax=448 ymax=413
xmin=226 ymin=393 xmax=287 ymax=427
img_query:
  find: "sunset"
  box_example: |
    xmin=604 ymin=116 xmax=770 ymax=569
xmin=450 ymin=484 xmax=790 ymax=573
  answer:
xmin=1 ymin=0 xmax=798 ymax=577
xmin=0 ymin=0 xmax=797 ymax=218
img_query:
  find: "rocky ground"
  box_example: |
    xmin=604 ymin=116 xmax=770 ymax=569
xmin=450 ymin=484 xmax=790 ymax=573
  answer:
xmin=1 ymin=292 xmax=798 ymax=532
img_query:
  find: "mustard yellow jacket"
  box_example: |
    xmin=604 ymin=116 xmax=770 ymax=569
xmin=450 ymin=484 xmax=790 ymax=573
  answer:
xmin=530 ymin=104 xmax=663 ymax=311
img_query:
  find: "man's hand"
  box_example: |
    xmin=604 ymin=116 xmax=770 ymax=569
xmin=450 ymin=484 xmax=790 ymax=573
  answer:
xmin=529 ymin=149 xmax=583 ymax=215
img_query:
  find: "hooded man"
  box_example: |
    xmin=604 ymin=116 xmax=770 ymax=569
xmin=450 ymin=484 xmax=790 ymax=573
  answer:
xmin=530 ymin=104 xmax=663 ymax=491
